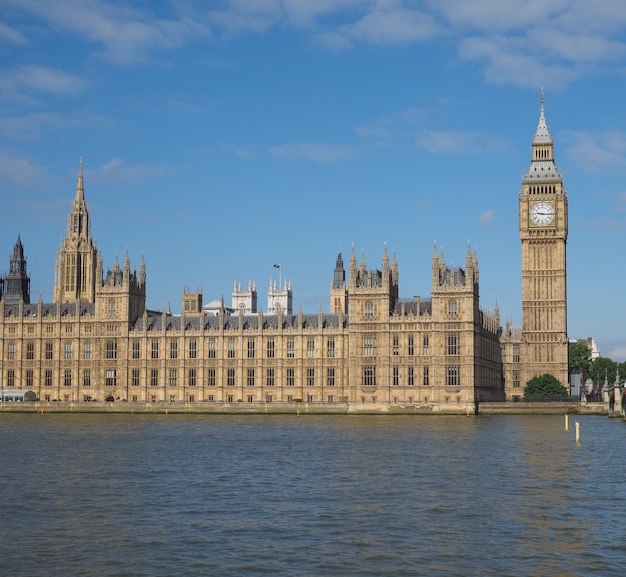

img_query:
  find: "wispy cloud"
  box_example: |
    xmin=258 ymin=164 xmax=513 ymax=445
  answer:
xmin=0 ymin=111 xmax=116 ymax=141
xmin=268 ymin=142 xmax=352 ymax=162
xmin=0 ymin=21 xmax=28 ymax=45
xmin=564 ymin=130 xmax=626 ymax=173
xmin=479 ymin=209 xmax=496 ymax=224
xmin=0 ymin=65 xmax=87 ymax=103
xmin=416 ymin=129 xmax=507 ymax=154
xmin=338 ymin=7 xmax=443 ymax=46
xmin=8 ymin=0 xmax=211 ymax=64
xmin=0 ymin=150 xmax=47 ymax=187
xmin=6 ymin=0 xmax=626 ymax=88
xmin=87 ymin=157 xmax=170 ymax=184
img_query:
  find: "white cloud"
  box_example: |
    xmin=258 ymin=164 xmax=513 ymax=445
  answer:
xmin=8 ymin=0 xmax=211 ymax=64
xmin=479 ymin=210 xmax=496 ymax=224
xmin=0 ymin=111 xmax=115 ymax=141
xmin=5 ymin=0 xmax=626 ymax=91
xmin=416 ymin=129 xmax=507 ymax=154
xmin=0 ymin=65 xmax=87 ymax=105
xmin=269 ymin=142 xmax=352 ymax=162
xmin=87 ymin=158 xmax=170 ymax=183
xmin=564 ymin=131 xmax=626 ymax=173
xmin=340 ymin=7 xmax=442 ymax=45
xmin=0 ymin=151 xmax=47 ymax=187
xmin=458 ymin=36 xmax=580 ymax=88
xmin=0 ymin=21 xmax=28 ymax=45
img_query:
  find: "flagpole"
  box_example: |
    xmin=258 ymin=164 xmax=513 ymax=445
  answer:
xmin=274 ymin=263 xmax=281 ymax=288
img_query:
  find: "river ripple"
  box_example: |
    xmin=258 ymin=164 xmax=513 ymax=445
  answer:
xmin=0 ymin=414 xmax=624 ymax=576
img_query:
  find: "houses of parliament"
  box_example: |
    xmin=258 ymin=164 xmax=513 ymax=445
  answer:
xmin=0 ymin=99 xmax=568 ymax=411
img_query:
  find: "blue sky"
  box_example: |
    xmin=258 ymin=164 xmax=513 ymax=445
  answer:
xmin=1 ymin=1 xmax=626 ymax=359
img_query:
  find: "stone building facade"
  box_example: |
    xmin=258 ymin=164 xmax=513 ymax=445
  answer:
xmin=0 ymin=98 xmax=568 ymax=408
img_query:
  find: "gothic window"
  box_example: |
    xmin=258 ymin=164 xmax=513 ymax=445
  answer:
xmin=150 ymin=369 xmax=159 ymax=387
xmin=393 ymin=335 xmax=399 ymax=356
xmin=423 ymin=335 xmax=429 ymax=355
xmin=207 ymin=339 xmax=216 ymax=359
xmin=448 ymin=300 xmax=457 ymax=316
xmin=189 ymin=340 xmax=197 ymax=359
xmin=266 ymin=368 xmax=275 ymax=387
xmin=65 ymin=254 xmax=76 ymax=292
xmin=408 ymin=336 xmax=414 ymax=356
xmin=131 ymin=341 xmax=140 ymax=359
xmin=227 ymin=340 xmax=236 ymax=359
xmin=64 ymin=369 xmax=72 ymax=387
xmin=227 ymin=368 xmax=235 ymax=387
xmin=287 ymin=340 xmax=294 ymax=358
xmin=513 ymin=344 xmax=521 ymax=364
xmin=364 ymin=301 xmax=375 ymax=317
xmin=7 ymin=342 xmax=15 ymax=360
xmin=64 ymin=342 xmax=72 ymax=360
xmin=106 ymin=341 xmax=117 ymax=360
xmin=286 ymin=368 xmax=295 ymax=386
xmin=362 ymin=366 xmax=376 ymax=386
xmin=188 ymin=368 xmax=196 ymax=387
xmin=407 ymin=366 xmax=414 ymax=386
xmin=446 ymin=366 xmax=459 ymax=386
xmin=6 ymin=369 xmax=15 ymax=387
xmin=247 ymin=340 xmax=255 ymax=359
xmin=106 ymin=370 xmax=117 ymax=387
xmin=393 ymin=366 xmax=399 ymax=386
xmin=84 ymin=342 xmax=92 ymax=360
xmin=447 ymin=335 xmax=459 ymax=356
xmin=151 ymin=340 xmax=159 ymax=359
xmin=45 ymin=370 xmax=52 ymax=387
xmin=307 ymin=339 xmax=315 ymax=358
xmin=307 ymin=368 xmax=315 ymax=387
xmin=207 ymin=369 xmax=216 ymax=387
xmin=169 ymin=369 xmax=177 ymax=387
xmin=327 ymin=339 xmax=335 ymax=358
xmin=83 ymin=369 xmax=91 ymax=387
xmin=45 ymin=342 xmax=53 ymax=360
xmin=513 ymin=371 xmax=520 ymax=389
xmin=131 ymin=369 xmax=140 ymax=387
xmin=26 ymin=370 xmax=33 ymax=388
xmin=362 ymin=335 xmax=376 ymax=356
xmin=247 ymin=368 xmax=255 ymax=387
xmin=26 ymin=342 xmax=35 ymax=360
xmin=267 ymin=340 xmax=275 ymax=358
xmin=327 ymin=368 xmax=335 ymax=387
xmin=423 ymin=366 xmax=430 ymax=386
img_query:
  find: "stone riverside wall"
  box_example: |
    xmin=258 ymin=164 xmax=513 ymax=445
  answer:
xmin=0 ymin=401 xmax=607 ymax=415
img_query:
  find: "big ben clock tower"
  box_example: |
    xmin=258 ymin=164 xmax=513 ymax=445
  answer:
xmin=519 ymin=90 xmax=568 ymax=387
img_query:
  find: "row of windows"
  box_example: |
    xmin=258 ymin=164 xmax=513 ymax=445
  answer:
xmin=6 ymin=365 xmax=460 ymax=388
xmin=5 ymin=365 xmax=463 ymax=388
xmin=362 ymin=365 xmax=448 ymax=387
xmin=4 ymin=335 xmax=464 ymax=361
xmin=4 ymin=367 xmax=341 ymax=389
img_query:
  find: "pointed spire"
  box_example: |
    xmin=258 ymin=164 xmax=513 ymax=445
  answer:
xmin=75 ymin=157 xmax=85 ymax=201
xmin=533 ymin=88 xmax=552 ymax=144
xmin=349 ymin=244 xmax=357 ymax=269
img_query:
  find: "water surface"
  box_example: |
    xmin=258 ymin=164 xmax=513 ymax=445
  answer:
xmin=0 ymin=414 xmax=623 ymax=576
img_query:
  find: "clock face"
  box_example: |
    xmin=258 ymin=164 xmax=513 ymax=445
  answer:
xmin=530 ymin=201 xmax=555 ymax=225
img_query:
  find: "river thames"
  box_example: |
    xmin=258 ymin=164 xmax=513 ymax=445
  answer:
xmin=0 ymin=413 xmax=624 ymax=576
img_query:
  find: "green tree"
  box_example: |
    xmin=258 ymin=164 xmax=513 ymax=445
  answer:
xmin=524 ymin=374 xmax=569 ymax=401
xmin=569 ymin=342 xmax=592 ymax=383
xmin=588 ymin=357 xmax=617 ymax=388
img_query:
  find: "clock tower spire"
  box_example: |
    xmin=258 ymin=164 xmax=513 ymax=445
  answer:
xmin=519 ymin=90 xmax=568 ymax=387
